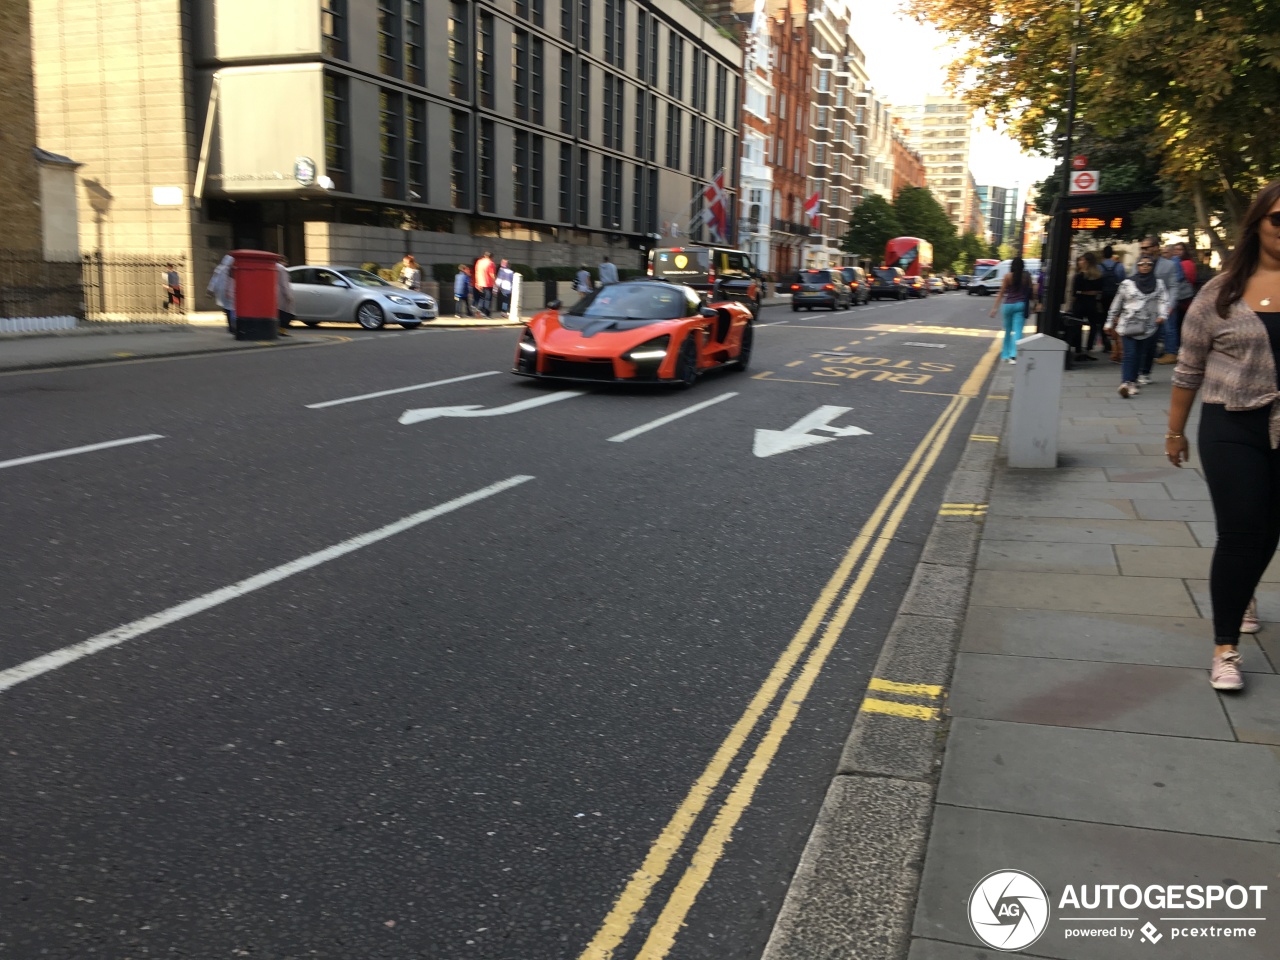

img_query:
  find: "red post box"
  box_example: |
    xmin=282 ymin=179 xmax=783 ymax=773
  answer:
xmin=230 ymin=249 xmax=280 ymax=341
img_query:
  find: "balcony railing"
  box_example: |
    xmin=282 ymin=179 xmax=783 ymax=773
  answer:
xmin=772 ymin=218 xmax=815 ymax=237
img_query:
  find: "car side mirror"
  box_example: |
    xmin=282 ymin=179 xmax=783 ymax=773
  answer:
xmin=699 ymin=307 xmax=718 ymax=319
xmin=546 ymin=299 xmax=562 ymax=310
xmin=332 ymin=279 xmax=350 ymax=288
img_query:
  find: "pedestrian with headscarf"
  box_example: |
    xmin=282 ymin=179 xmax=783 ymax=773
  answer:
xmin=1166 ymin=179 xmax=1280 ymax=691
xmin=1104 ymin=253 xmax=1169 ymax=398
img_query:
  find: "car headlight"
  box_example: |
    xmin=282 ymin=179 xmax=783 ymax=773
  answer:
xmin=623 ymin=335 xmax=670 ymax=362
xmin=387 ymin=294 xmax=413 ymax=305
xmin=518 ymin=330 xmax=537 ymax=353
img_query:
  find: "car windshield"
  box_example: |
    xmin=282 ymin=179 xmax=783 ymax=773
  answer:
xmin=566 ymin=282 xmax=697 ymax=322
xmin=338 ymin=269 xmax=392 ymax=288
xmin=798 ymin=270 xmax=834 ymax=284
xmin=873 ymin=269 xmax=898 ymax=281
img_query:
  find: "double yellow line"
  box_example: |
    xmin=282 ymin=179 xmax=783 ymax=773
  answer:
xmin=579 ymin=381 xmax=987 ymax=958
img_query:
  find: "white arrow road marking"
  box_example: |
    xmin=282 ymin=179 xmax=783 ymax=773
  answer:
xmin=399 ymin=389 xmax=585 ymax=425
xmin=753 ymin=405 xmax=871 ymax=458
xmin=0 ymin=434 xmax=164 ymax=471
xmin=608 ymin=392 xmax=739 ymax=443
xmin=0 ymin=475 xmax=535 ymax=696
xmin=307 ymin=370 xmax=501 ymax=408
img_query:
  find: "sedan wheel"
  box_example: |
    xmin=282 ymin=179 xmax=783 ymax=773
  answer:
xmin=730 ymin=323 xmax=754 ymax=372
xmin=675 ymin=338 xmax=699 ymax=389
xmin=356 ymin=301 xmax=385 ymax=330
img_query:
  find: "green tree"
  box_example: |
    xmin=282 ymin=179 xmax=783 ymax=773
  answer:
xmin=996 ymin=242 xmax=1017 ymax=260
xmin=893 ymin=186 xmax=959 ymax=269
xmin=905 ymin=0 xmax=1280 ymax=253
xmin=841 ymin=194 xmax=902 ymax=262
xmin=956 ymin=231 xmax=989 ymax=273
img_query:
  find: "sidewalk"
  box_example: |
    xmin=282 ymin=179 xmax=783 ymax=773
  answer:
xmin=765 ymin=357 xmax=1280 ymax=959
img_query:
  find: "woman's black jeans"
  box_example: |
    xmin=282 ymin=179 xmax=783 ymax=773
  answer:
xmin=1199 ymin=403 xmax=1280 ymax=642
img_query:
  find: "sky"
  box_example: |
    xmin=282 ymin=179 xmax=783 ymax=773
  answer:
xmin=849 ymin=4 xmax=1056 ymax=200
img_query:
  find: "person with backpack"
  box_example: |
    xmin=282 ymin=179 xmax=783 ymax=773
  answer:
xmin=1099 ymin=245 xmax=1125 ymax=359
xmin=1104 ymin=254 xmax=1169 ymax=397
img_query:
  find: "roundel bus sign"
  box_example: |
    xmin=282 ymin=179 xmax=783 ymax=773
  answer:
xmin=1069 ymin=170 xmax=1099 ymax=194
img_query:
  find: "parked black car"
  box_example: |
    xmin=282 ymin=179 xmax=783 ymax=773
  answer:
xmin=647 ymin=246 xmax=763 ymax=317
xmin=869 ymin=266 xmax=908 ymax=301
xmin=839 ymin=266 xmax=872 ymax=306
xmin=787 ymin=269 xmax=853 ymax=311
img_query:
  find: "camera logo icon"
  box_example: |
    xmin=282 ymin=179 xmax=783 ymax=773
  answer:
xmin=968 ymin=869 xmax=1050 ymax=951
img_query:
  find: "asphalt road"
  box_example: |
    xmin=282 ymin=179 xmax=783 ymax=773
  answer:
xmin=0 ymin=292 xmax=1001 ymax=960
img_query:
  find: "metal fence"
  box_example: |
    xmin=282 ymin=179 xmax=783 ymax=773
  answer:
xmin=0 ymin=251 xmax=189 ymax=329
xmin=81 ymin=252 xmax=188 ymax=324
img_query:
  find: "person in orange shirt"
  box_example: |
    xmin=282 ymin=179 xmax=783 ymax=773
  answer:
xmin=473 ymin=251 xmax=496 ymax=317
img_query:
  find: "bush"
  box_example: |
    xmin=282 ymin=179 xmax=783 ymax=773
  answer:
xmin=360 ymin=261 xmax=381 ymax=275
xmin=509 ymin=263 xmax=537 ymax=282
xmin=432 ymin=262 xmax=462 ymax=283
xmin=537 ymin=265 xmax=584 ymax=282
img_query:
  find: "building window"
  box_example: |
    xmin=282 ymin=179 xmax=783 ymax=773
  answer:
xmin=636 ymin=10 xmax=647 ymax=82
xmin=479 ymin=119 xmax=495 ymax=212
xmin=647 ymin=16 xmax=658 ymax=85
xmin=633 ymin=164 xmax=644 ymax=233
xmin=745 ymin=84 xmax=768 ymax=119
xmin=693 ymin=50 xmax=708 ymax=113
xmin=817 ymin=69 xmax=830 ymax=93
xmin=450 ymin=110 xmax=469 ymax=206
xmin=667 ymin=32 xmax=683 ymax=98
xmin=324 ymin=73 xmax=349 ymax=192
xmin=404 ymin=0 xmax=424 ymax=85
xmin=713 ymin=127 xmax=725 ymax=177
xmin=603 ymin=0 xmax=625 ymax=67
xmin=560 ymin=51 xmax=573 ymax=134
xmin=602 ymin=74 xmax=623 ymax=150
xmin=479 ymin=12 xmax=495 ymax=108
xmin=322 ymin=0 xmax=347 ymax=60
xmin=634 ymin=86 xmax=645 ymax=160
xmin=577 ymin=148 xmax=589 ymax=225
xmin=377 ymin=0 xmax=401 ymax=77
xmin=408 ymin=97 xmax=426 ymax=201
xmin=578 ymin=60 xmax=590 ymax=139
xmin=559 ymin=142 xmax=572 ymax=221
xmin=380 ymin=89 xmax=403 ymax=199
xmin=448 ymin=2 xmax=468 ymax=99
xmin=514 ymin=30 xmax=529 ymax=121
xmin=714 ymin=63 xmax=726 ymax=121
xmin=531 ymin=135 xmax=544 ymax=219
xmin=517 ymin=0 xmax=544 ymax=25
xmin=515 ymin=130 xmax=529 ymax=218
xmin=579 ymin=0 xmax=591 ymax=52
xmin=561 ymin=0 xmax=572 ymax=41
xmin=648 ymin=168 xmax=658 ymax=234
xmin=531 ymin=37 xmax=544 ymax=125
xmin=666 ymin=104 xmax=682 ymax=170
xmin=645 ymin=92 xmax=656 ymax=161
xmin=691 ymin=119 xmax=705 ymax=179
xmin=601 ymin=156 xmax=622 ymax=229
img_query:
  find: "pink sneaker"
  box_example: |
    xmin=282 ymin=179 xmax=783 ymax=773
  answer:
xmin=1210 ymin=650 xmax=1244 ymax=691
xmin=1240 ymin=598 xmax=1261 ymax=634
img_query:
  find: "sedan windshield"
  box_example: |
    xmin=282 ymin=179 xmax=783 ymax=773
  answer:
xmin=567 ymin=282 xmax=697 ymax=321
xmin=338 ymin=269 xmax=392 ymax=288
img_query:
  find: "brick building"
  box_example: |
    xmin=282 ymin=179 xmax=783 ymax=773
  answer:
xmin=890 ymin=120 xmax=926 ymax=197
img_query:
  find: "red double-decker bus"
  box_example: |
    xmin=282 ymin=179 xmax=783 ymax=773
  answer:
xmin=885 ymin=237 xmax=934 ymax=278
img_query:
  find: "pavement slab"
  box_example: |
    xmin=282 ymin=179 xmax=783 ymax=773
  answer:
xmin=913 ymin=805 xmax=1279 ymax=960
xmin=959 ymin=607 xmax=1274 ymax=672
xmin=990 ymin=479 xmax=1171 ymax=501
xmin=937 ymin=719 xmax=1280 ymax=843
xmin=1132 ymin=498 xmax=1216 ymax=522
xmin=976 ymin=540 xmax=1118 ymax=575
xmin=1185 ymin=580 xmax=1280 ymax=624
xmin=970 ymin=570 xmax=1198 ymax=617
xmin=979 ymin=516 xmax=1198 ymax=546
xmin=1218 ymin=672 xmax=1280 ymax=744
xmin=949 ymin=653 xmax=1236 ymax=739
xmin=986 ymin=497 xmax=1138 ymax=520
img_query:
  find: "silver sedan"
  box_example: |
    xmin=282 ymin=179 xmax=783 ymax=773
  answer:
xmin=288 ymin=266 xmax=438 ymax=329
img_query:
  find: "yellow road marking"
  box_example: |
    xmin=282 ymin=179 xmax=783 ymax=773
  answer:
xmin=861 ymin=699 xmax=942 ymax=721
xmin=867 ymin=678 xmax=942 ymax=699
xmin=958 ymin=335 xmax=1003 ymax=398
xmin=751 ymin=371 xmax=775 ymax=380
xmin=112 ymin=351 xmax=135 ymax=358
xmin=785 ymin=360 xmax=804 ymax=367
xmin=862 ymin=323 xmax=1001 ymax=339
xmin=578 ymin=395 xmax=967 ymax=960
xmin=901 ymin=390 xmax=961 ymax=397
xmin=751 ymin=374 xmax=839 ymax=387
xmin=970 ymin=435 xmax=999 ymax=442
xmin=989 ymin=394 xmax=1009 ymax=400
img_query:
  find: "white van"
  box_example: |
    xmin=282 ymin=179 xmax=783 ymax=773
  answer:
xmin=967 ymin=259 xmax=1042 ymax=296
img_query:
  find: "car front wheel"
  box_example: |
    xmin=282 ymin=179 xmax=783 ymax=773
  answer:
xmin=356 ymin=301 xmax=385 ymax=330
xmin=730 ymin=323 xmax=753 ymax=372
xmin=675 ymin=338 xmax=699 ymax=389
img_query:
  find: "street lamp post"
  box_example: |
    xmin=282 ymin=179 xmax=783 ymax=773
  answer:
xmin=1043 ymin=0 xmax=1082 ymax=344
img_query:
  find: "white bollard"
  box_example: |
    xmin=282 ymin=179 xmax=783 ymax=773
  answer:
xmin=508 ymin=273 xmax=522 ymax=322
xmin=1008 ymin=333 xmax=1069 ymax=468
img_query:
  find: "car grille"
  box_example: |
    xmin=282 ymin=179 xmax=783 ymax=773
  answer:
xmin=545 ymin=357 xmax=617 ymax=381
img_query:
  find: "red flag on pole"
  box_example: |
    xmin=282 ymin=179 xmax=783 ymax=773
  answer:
xmin=803 ymin=190 xmax=821 ymax=227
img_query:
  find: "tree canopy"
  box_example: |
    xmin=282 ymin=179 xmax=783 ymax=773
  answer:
xmin=841 ymin=194 xmax=902 ymax=261
xmin=905 ymin=0 xmax=1280 ymax=250
xmin=894 ymin=186 xmax=960 ymax=269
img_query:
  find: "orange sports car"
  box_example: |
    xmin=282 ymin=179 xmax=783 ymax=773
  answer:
xmin=512 ymin=280 xmax=755 ymax=387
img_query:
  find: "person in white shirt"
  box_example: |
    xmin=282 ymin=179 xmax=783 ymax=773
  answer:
xmin=598 ymin=256 xmax=619 ymax=285
xmin=276 ymin=258 xmax=296 ymax=336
